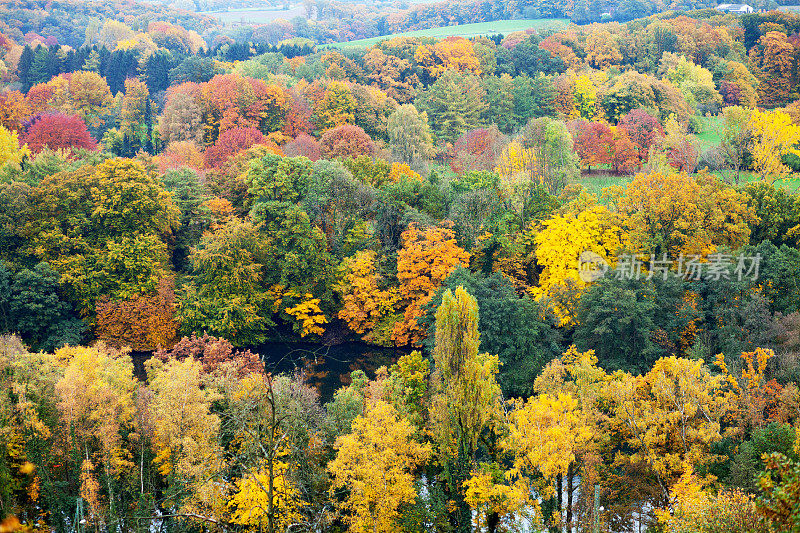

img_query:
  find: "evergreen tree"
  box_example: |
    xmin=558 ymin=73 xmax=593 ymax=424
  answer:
xmin=415 ymin=69 xmax=488 ymax=143
xmin=144 ymin=49 xmax=174 ymax=94
xmin=28 ymin=46 xmax=53 ymax=88
xmin=18 ymin=45 xmax=35 ymax=91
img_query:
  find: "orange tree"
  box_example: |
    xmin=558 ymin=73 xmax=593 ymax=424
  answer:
xmin=391 ymin=224 xmax=470 ymax=346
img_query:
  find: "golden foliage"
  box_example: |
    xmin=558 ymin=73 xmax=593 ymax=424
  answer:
xmin=328 ymin=400 xmax=430 ymax=532
xmin=749 ymin=109 xmax=800 ymax=182
xmin=336 ymin=250 xmax=400 ymax=345
xmin=531 ymin=204 xmax=624 ymax=324
xmin=414 ymin=37 xmax=481 ymax=79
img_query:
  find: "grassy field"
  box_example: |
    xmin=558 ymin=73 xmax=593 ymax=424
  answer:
xmin=578 ymin=172 xmax=631 ymax=197
xmin=323 ymin=18 xmax=569 ymax=48
xmin=710 ymin=171 xmax=800 ymax=192
xmin=577 ymin=169 xmax=800 ymax=197
xmin=694 ymin=116 xmax=800 ymax=192
xmin=694 ymin=115 xmax=723 ymax=152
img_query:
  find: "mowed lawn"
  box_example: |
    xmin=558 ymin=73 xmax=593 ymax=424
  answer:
xmin=324 ymin=18 xmax=569 ymax=48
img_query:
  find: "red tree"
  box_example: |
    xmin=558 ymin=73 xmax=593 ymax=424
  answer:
xmin=95 ymin=278 xmax=178 ymax=351
xmin=320 ymin=124 xmax=374 ymax=159
xmin=203 ymin=126 xmax=266 ymax=168
xmin=450 ymin=126 xmax=505 ymax=174
xmin=201 ymin=74 xmax=287 ymax=142
xmin=22 ymin=113 xmax=98 ymax=154
xmin=719 ymin=80 xmax=742 ymax=106
xmin=668 ymin=138 xmax=698 ymax=173
xmin=572 ymin=120 xmax=613 ymax=170
xmin=618 ymin=109 xmax=663 ymax=160
xmin=610 ymin=129 xmax=640 ymax=174
xmin=26 ymin=82 xmax=58 ymax=116
xmin=154 ymin=333 xmax=263 ymax=377
xmin=282 ymin=87 xmax=315 ymax=138
xmin=283 ymin=132 xmax=322 ymax=161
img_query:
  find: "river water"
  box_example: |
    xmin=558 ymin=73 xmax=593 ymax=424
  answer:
xmin=131 ymin=341 xmax=411 ymax=403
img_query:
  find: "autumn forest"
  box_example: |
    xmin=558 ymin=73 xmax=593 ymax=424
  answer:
xmin=1 ymin=0 xmax=800 ymax=532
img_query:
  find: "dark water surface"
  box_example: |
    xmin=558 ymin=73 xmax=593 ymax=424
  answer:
xmin=132 ymin=341 xmax=411 ymax=402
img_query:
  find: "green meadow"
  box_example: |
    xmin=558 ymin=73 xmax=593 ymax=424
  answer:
xmin=323 ymin=18 xmax=569 ymax=48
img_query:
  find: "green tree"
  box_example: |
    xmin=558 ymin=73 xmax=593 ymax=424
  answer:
xmin=161 ymin=168 xmax=212 ymax=269
xmin=0 ymin=262 xmax=84 ymax=352
xmin=24 ymin=159 xmax=178 ymax=315
xmin=245 ymin=153 xmax=313 ymax=221
xmin=758 ymin=438 xmax=800 ymax=532
xmin=261 ymin=205 xmax=333 ymax=324
xmin=304 ymin=159 xmax=376 ymax=256
xmin=730 ymin=422 xmax=796 ymax=492
xmin=481 ymin=74 xmax=516 ymax=134
xmin=721 ymin=106 xmax=752 ymax=185
xmin=741 ymin=181 xmax=800 ymax=247
xmin=429 ymin=286 xmax=501 ymax=533
xmin=415 ymin=69 xmax=487 ymax=143
xmin=574 ymin=276 xmax=668 ymax=374
xmin=520 ymin=117 xmax=579 ymax=194
xmin=178 ymin=218 xmax=272 ymax=346
xmin=387 ymin=104 xmax=435 ymax=165
xmin=422 ymin=268 xmax=561 ymax=396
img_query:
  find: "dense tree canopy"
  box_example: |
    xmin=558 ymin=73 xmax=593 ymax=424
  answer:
xmin=1 ymin=5 xmax=800 ymax=533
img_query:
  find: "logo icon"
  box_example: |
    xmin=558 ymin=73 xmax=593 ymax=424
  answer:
xmin=577 ymin=251 xmax=609 ymax=282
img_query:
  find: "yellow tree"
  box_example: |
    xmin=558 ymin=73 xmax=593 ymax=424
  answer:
xmin=495 ymin=140 xmax=537 ymax=220
xmin=56 ymin=345 xmax=138 ymax=475
xmin=225 ymin=374 xmax=306 ymax=533
xmin=608 ymin=357 xmax=734 ymax=506
xmin=749 ymin=109 xmax=800 ymax=182
xmin=715 ymin=347 xmax=779 ymax=432
xmin=585 ymin=26 xmax=622 ymax=69
xmin=391 ymin=224 xmax=470 ymax=346
xmin=532 ymin=346 xmax=610 ymax=528
xmin=147 ymin=356 xmax=226 ymax=520
xmin=55 ymin=344 xmax=138 ymax=526
xmin=66 ymin=71 xmax=114 ymax=129
xmin=721 ymin=60 xmax=758 ymax=108
xmin=572 ymin=75 xmax=598 ymax=120
xmin=0 ymin=125 xmax=29 ymax=168
xmin=531 ymin=204 xmax=624 ymax=325
xmin=315 ymin=81 xmax=356 ymax=131
xmin=328 ymin=399 xmax=430 ymax=532
xmin=615 ymin=171 xmax=756 ymax=257
xmin=495 ymin=140 xmax=536 ymax=182
xmin=336 ymin=250 xmax=400 ymax=346
xmin=414 ymin=37 xmax=481 ymax=79
xmin=118 ymin=78 xmax=150 ymax=147
xmin=119 ymin=78 xmax=149 ymax=131
xmin=464 ymin=468 xmax=530 ymax=531
xmin=501 ymin=392 xmax=592 ymax=526
xmin=657 ymin=468 xmax=767 ymax=533
xmin=228 ymin=453 xmax=304 ymax=532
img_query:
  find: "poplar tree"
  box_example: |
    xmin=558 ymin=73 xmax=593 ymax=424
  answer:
xmin=429 ymin=286 xmax=501 ymax=533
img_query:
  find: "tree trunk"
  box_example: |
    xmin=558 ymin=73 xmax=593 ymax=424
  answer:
xmin=566 ymin=463 xmax=574 ymax=532
xmin=487 ymin=511 xmax=500 ymax=533
xmin=557 ymin=473 xmax=563 ymax=530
